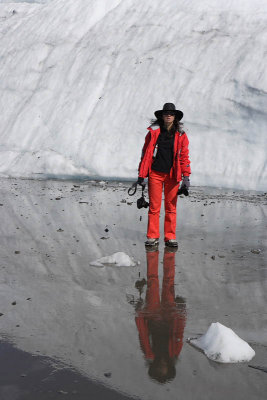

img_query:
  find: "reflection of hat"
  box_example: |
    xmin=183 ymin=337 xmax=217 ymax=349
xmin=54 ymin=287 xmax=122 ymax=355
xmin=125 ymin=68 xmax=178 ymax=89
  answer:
xmin=154 ymin=103 xmax=183 ymax=121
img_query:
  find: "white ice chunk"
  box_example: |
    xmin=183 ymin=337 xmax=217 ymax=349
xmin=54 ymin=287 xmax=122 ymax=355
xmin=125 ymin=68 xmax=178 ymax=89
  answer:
xmin=90 ymin=252 xmax=136 ymax=268
xmin=190 ymin=322 xmax=255 ymax=363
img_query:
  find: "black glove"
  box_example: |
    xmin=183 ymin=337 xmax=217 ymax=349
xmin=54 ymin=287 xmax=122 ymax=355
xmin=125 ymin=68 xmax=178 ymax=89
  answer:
xmin=178 ymin=176 xmax=190 ymax=196
xmin=137 ymin=177 xmax=145 ymax=186
xmin=181 ymin=176 xmax=190 ymax=190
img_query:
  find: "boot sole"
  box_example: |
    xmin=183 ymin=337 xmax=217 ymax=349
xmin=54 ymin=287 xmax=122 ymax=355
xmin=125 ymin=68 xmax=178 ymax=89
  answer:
xmin=165 ymin=242 xmax=178 ymax=247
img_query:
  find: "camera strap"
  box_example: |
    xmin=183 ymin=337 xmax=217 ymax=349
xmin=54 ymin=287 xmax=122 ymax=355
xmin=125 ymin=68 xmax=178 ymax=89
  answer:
xmin=128 ymin=182 xmax=138 ymax=196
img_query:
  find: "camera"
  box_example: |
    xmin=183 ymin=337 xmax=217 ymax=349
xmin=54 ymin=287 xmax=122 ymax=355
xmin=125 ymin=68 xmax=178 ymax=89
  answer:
xmin=137 ymin=195 xmax=149 ymax=209
xmin=177 ymin=186 xmax=189 ymax=196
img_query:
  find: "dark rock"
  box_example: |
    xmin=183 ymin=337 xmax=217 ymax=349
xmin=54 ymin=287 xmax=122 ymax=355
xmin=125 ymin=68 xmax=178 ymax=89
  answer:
xmin=105 ymin=228 xmax=109 ymax=232
xmin=104 ymin=372 xmax=112 ymax=378
xmin=251 ymin=249 xmax=261 ymax=254
xmin=211 ymin=255 xmax=215 ymax=260
xmin=12 ymin=301 xmax=16 ymax=305
xmin=14 ymin=251 xmax=20 ymax=254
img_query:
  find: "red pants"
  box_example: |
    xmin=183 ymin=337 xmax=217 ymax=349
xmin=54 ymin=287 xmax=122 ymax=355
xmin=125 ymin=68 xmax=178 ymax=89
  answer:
xmin=135 ymin=249 xmax=186 ymax=360
xmin=147 ymin=170 xmax=179 ymax=241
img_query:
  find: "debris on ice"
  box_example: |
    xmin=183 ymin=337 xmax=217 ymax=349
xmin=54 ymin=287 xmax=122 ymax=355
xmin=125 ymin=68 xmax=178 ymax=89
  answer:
xmin=189 ymin=322 xmax=255 ymax=363
xmin=90 ymin=252 xmax=136 ymax=267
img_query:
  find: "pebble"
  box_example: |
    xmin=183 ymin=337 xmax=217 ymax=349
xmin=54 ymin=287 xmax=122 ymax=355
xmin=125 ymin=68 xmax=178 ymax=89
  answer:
xmin=251 ymin=249 xmax=261 ymax=254
xmin=211 ymin=255 xmax=215 ymax=260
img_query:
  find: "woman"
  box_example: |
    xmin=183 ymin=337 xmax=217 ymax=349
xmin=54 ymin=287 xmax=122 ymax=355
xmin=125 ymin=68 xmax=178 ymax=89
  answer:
xmin=138 ymin=103 xmax=191 ymax=247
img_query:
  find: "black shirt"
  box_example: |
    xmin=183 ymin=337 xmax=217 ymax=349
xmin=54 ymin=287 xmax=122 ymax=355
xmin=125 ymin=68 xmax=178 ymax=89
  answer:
xmin=151 ymin=126 xmax=175 ymax=173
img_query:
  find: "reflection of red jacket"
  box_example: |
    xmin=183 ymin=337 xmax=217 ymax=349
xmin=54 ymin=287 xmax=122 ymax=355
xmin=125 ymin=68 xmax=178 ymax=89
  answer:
xmin=135 ymin=251 xmax=186 ymax=360
xmin=138 ymin=126 xmax=191 ymax=182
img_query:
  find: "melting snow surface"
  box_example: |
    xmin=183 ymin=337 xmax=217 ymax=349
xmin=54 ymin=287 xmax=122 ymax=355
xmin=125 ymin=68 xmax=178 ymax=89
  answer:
xmin=90 ymin=252 xmax=136 ymax=267
xmin=190 ymin=322 xmax=255 ymax=363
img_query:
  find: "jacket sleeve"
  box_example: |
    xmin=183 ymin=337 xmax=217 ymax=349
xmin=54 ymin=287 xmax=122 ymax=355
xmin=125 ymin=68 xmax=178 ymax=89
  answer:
xmin=138 ymin=131 xmax=151 ymax=176
xmin=179 ymin=133 xmax=191 ymax=177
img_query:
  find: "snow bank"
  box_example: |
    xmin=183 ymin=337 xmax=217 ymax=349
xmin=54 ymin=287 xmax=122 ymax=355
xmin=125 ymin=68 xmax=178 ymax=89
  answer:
xmin=190 ymin=322 xmax=255 ymax=363
xmin=90 ymin=252 xmax=136 ymax=267
xmin=0 ymin=0 xmax=266 ymax=189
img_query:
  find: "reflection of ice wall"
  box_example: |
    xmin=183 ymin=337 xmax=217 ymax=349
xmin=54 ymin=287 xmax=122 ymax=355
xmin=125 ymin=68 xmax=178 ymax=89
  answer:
xmin=0 ymin=0 xmax=266 ymax=190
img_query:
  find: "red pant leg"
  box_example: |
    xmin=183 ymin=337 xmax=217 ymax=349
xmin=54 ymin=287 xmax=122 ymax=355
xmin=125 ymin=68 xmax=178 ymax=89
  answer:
xmin=147 ymin=170 xmax=165 ymax=239
xmin=161 ymin=249 xmax=175 ymax=306
xmin=145 ymin=250 xmax=160 ymax=311
xmin=164 ymin=174 xmax=179 ymax=241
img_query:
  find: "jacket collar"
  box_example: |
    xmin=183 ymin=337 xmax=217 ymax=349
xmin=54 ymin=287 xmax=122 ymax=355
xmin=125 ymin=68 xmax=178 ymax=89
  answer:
xmin=148 ymin=125 xmax=183 ymax=136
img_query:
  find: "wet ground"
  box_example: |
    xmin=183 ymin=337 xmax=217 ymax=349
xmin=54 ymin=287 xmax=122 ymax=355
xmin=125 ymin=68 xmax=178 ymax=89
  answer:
xmin=0 ymin=178 xmax=266 ymax=399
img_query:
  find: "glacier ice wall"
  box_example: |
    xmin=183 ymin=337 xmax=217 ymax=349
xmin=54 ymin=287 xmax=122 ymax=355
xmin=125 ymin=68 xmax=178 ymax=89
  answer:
xmin=0 ymin=0 xmax=266 ymax=189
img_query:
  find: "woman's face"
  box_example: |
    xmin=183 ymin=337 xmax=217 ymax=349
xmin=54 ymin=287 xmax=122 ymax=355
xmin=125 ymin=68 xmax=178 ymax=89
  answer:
xmin=162 ymin=112 xmax=175 ymax=125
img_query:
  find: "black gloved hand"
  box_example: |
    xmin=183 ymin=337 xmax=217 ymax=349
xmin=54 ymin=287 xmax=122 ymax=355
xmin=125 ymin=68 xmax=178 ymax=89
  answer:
xmin=137 ymin=177 xmax=145 ymax=186
xmin=178 ymin=176 xmax=190 ymax=196
xmin=181 ymin=176 xmax=190 ymax=190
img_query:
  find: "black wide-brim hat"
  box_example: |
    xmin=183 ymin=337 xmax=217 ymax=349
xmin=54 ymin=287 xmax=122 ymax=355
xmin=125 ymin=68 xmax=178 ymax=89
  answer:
xmin=154 ymin=103 xmax=183 ymax=121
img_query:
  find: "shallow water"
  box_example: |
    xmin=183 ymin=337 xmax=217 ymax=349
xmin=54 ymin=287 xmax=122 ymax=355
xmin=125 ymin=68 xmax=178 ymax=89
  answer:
xmin=0 ymin=178 xmax=266 ymax=399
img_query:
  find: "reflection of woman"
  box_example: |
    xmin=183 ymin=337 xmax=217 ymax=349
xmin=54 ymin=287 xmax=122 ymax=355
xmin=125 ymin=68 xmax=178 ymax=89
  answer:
xmin=137 ymin=103 xmax=191 ymax=247
xmin=135 ymin=248 xmax=186 ymax=383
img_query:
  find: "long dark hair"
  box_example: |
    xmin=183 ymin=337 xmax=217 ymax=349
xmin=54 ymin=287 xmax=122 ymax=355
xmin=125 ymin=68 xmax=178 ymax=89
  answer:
xmin=150 ymin=117 xmax=184 ymax=135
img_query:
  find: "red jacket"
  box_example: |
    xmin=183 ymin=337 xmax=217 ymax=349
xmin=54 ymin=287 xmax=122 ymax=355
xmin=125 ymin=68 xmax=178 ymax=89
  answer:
xmin=138 ymin=126 xmax=191 ymax=182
